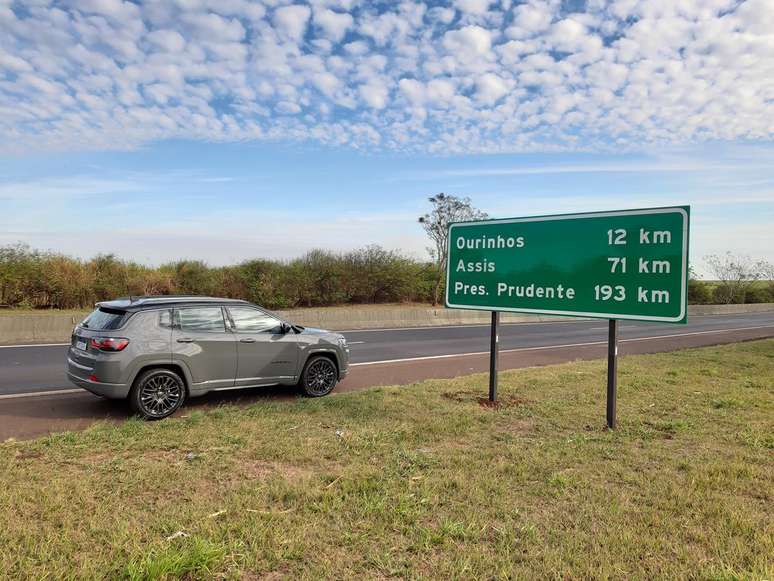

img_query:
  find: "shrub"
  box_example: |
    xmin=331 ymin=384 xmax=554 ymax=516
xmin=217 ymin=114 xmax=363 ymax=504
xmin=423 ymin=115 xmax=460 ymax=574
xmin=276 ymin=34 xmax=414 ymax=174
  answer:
xmin=744 ymin=285 xmax=773 ymax=304
xmin=687 ymin=279 xmax=711 ymax=304
xmin=0 ymin=243 xmax=436 ymax=310
xmin=713 ymin=283 xmax=745 ymax=305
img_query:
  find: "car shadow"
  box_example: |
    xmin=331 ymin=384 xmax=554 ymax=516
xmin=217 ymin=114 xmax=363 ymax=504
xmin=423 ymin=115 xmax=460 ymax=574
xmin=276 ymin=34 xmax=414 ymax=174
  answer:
xmin=0 ymin=385 xmax=307 ymax=441
xmin=180 ymin=384 xmax=299 ymax=411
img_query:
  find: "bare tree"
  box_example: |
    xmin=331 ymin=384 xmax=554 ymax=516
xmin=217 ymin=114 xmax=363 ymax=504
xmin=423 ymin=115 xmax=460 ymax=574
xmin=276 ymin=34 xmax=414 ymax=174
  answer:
xmin=419 ymin=193 xmax=488 ymax=305
xmin=704 ymin=252 xmax=767 ymax=304
xmin=759 ymin=260 xmax=774 ymax=281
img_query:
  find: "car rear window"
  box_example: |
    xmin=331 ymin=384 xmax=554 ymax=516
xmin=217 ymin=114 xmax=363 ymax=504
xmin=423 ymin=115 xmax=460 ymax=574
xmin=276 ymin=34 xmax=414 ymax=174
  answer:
xmin=81 ymin=307 xmax=130 ymax=330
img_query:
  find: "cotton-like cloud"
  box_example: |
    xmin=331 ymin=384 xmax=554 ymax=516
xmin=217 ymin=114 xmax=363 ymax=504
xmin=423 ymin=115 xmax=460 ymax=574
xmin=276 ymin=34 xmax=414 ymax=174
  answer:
xmin=0 ymin=0 xmax=772 ymax=155
xmin=442 ymin=25 xmax=493 ymax=55
xmin=145 ymin=29 xmax=186 ymax=52
xmin=314 ymin=8 xmax=353 ymax=42
xmin=475 ymin=73 xmax=508 ymax=104
xmin=454 ymin=0 xmax=491 ymax=16
xmin=272 ymin=4 xmax=311 ymax=42
xmin=359 ymin=79 xmax=389 ymax=109
xmin=507 ymin=1 xmax=554 ymax=39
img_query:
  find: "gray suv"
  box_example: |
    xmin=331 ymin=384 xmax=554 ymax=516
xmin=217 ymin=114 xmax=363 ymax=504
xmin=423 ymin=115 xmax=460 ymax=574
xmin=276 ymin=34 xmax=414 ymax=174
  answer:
xmin=66 ymin=296 xmax=349 ymax=419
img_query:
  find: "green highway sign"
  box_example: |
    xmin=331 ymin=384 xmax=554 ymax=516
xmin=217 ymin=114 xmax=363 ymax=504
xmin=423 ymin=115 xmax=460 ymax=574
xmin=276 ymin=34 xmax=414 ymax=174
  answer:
xmin=445 ymin=207 xmax=690 ymax=323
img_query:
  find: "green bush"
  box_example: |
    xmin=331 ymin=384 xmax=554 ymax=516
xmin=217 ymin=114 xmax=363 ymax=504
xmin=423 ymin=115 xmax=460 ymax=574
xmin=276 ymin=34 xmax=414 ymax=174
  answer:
xmin=744 ymin=285 xmax=773 ymax=304
xmin=712 ymin=283 xmax=745 ymax=305
xmin=687 ymin=279 xmax=711 ymax=305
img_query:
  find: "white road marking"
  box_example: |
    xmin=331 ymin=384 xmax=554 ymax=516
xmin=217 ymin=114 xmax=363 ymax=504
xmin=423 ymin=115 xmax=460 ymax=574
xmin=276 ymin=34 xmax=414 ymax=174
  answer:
xmin=348 ymin=341 xmax=365 ymax=345
xmin=349 ymin=324 xmax=774 ymax=367
xmin=1 ymin=323 xmax=773 ymax=401
xmin=339 ymin=319 xmax=589 ymax=333
xmin=0 ymin=342 xmax=70 ymax=349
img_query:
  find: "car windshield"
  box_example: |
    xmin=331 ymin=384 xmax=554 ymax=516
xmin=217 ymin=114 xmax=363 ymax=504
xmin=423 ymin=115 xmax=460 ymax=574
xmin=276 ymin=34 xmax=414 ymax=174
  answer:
xmin=82 ymin=307 xmax=130 ymax=330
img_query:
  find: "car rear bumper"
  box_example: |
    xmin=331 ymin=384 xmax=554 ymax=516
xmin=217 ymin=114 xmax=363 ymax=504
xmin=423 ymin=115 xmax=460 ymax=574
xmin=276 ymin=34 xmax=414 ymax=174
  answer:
xmin=66 ymin=369 xmax=129 ymax=399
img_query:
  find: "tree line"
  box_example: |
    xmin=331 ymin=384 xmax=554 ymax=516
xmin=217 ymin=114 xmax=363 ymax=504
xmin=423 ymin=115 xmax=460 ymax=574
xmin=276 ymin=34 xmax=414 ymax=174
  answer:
xmin=691 ymin=253 xmax=774 ymax=305
xmin=0 ymin=243 xmax=439 ymax=310
xmin=1 ymin=243 xmax=772 ymax=311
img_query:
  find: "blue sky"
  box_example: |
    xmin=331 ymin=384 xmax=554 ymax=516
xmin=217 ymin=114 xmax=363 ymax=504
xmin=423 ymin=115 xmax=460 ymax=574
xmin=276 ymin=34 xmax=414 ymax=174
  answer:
xmin=1 ymin=0 xmax=772 ymax=275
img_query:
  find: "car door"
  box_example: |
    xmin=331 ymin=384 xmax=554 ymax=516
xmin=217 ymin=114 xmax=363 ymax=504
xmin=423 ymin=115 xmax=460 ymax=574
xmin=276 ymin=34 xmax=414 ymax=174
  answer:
xmin=172 ymin=306 xmax=237 ymax=390
xmin=226 ymin=306 xmax=299 ymax=386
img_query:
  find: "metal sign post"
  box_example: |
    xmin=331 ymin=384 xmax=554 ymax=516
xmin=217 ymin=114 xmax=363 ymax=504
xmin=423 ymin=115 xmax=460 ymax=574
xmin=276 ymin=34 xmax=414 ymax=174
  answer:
xmin=607 ymin=319 xmax=618 ymax=429
xmin=489 ymin=311 xmax=499 ymax=402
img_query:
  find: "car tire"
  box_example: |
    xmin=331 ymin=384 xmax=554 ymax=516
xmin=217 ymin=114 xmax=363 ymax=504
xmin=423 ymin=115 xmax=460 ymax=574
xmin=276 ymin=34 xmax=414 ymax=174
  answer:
xmin=299 ymin=355 xmax=338 ymax=397
xmin=129 ymin=368 xmax=186 ymax=420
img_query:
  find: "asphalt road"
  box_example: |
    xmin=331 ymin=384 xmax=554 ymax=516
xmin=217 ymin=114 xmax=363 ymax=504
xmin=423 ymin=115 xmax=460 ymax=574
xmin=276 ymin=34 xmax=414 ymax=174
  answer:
xmin=2 ymin=312 xmax=774 ymax=440
xmin=2 ymin=311 xmax=774 ymax=397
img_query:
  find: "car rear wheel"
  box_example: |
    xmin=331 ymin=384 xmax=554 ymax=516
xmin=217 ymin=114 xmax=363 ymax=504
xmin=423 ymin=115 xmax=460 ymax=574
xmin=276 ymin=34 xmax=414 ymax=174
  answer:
xmin=300 ymin=355 xmax=338 ymax=397
xmin=129 ymin=368 xmax=186 ymax=420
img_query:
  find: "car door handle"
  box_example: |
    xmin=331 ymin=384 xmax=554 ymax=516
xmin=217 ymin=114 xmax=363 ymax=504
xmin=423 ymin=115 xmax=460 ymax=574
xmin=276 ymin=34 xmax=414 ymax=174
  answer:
xmin=239 ymin=337 xmax=256 ymax=343
xmin=176 ymin=337 xmax=195 ymax=343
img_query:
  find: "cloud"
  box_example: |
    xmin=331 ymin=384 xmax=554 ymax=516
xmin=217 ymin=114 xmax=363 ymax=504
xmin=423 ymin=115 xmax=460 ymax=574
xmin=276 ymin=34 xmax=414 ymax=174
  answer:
xmin=145 ymin=29 xmax=186 ymax=52
xmin=453 ymin=0 xmax=491 ymax=16
xmin=506 ymin=1 xmax=554 ymax=39
xmin=359 ymin=79 xmax=389 ymax=109
xmin=417 ymin=161 xmax=772 ymax=179
xmin=442 ymin=25 xmax=493 ymax=55
xmin=272 ymin=4 xmax=311 ymax=42
xmin=0 ymin=0 xmax=772 ymax=154
xmin=181 ymin=12 xmax=246 ymax=42
xmin=313 ymin=8 xmax=353 ymax=42
xmin=475 ymin=73 xmax=508 ymax=104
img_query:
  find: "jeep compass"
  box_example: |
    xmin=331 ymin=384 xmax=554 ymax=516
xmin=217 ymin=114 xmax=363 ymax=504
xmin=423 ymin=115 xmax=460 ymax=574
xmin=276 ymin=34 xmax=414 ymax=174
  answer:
xmin=67 ymin=296 xmax=349 ymax=419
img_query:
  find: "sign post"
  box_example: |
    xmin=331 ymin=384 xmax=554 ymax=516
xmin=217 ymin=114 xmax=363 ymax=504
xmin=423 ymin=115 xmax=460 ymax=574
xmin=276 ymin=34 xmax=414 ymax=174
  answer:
xmin=489 ymin=311 xmax=499 ymax=402
xmin=445 ymin=207 xmax=690 ymax=427
xmin=607 ymin=319 xmax=618 ymax=429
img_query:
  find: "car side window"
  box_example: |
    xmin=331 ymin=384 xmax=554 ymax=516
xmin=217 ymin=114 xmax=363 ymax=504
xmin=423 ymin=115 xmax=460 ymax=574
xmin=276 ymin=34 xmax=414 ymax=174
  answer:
xmin=158 ymin=309 xmax=174 ymax=329
xmin=228 ymin=307 xmax=283 ymax=334
xmin=176 ymin=307 xmax=226 ymax=333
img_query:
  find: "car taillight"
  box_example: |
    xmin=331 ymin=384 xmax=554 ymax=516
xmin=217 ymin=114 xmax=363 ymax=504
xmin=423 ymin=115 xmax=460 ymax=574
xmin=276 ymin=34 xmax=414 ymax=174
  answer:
xmin=90 ymin=337 xmax=130 ymax=352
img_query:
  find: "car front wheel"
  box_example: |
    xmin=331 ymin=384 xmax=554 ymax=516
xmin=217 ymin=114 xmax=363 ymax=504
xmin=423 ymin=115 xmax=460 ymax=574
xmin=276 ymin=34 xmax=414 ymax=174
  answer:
xmin=300 ymin=355 xmax=338 ymax=397
xmin=129 ymin=368 xmax=186 ymax=420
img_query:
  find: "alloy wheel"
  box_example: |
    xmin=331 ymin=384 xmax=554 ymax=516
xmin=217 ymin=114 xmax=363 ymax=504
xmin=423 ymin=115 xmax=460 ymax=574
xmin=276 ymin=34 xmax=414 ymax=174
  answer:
xmin=305 ymin=359 xmax=337 ymax=395
xmin=139 ymin=373 xmax=183 ymax=418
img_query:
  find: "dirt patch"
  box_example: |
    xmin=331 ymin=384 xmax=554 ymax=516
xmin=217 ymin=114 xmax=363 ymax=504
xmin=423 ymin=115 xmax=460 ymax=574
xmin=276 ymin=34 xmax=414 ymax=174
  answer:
xmin=441 ymin=389 xmax=482 ymax=402
xmin=14 ymin=450 xmax=43 ymax=461
xmin=441 ymin=389 xmax=530 ymax=409
xmin=477 ymin=395 xmax=530 ymax=409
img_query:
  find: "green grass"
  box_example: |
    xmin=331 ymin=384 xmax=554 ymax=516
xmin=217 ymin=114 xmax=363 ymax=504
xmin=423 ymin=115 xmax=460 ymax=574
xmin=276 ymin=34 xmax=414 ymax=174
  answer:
xmin=1 ymin=341 xmax=773 ymax=580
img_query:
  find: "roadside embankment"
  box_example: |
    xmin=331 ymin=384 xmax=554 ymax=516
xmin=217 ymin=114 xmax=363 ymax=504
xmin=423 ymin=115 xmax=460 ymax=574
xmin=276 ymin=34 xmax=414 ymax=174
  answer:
xmin=1 ymin=302 xmax=773 ymax=344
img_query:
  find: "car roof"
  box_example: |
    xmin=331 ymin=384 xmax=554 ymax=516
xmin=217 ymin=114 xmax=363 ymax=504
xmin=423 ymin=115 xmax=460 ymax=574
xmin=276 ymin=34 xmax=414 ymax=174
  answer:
xmin=96 ymin=296 xmax=252 ymax=312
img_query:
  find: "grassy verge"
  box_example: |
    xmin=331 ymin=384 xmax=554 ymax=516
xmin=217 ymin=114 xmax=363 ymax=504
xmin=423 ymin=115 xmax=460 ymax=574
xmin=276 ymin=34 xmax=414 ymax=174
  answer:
xmin=0 ymin=308 xmax=89 ymax=316
xmin=1 ymin=341 xmax=773 ymax=579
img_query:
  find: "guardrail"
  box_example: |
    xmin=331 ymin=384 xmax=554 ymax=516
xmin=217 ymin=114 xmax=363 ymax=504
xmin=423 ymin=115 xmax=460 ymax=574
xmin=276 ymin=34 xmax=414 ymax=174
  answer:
xmin=1 ymin=303 xmax=773 ymax=344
